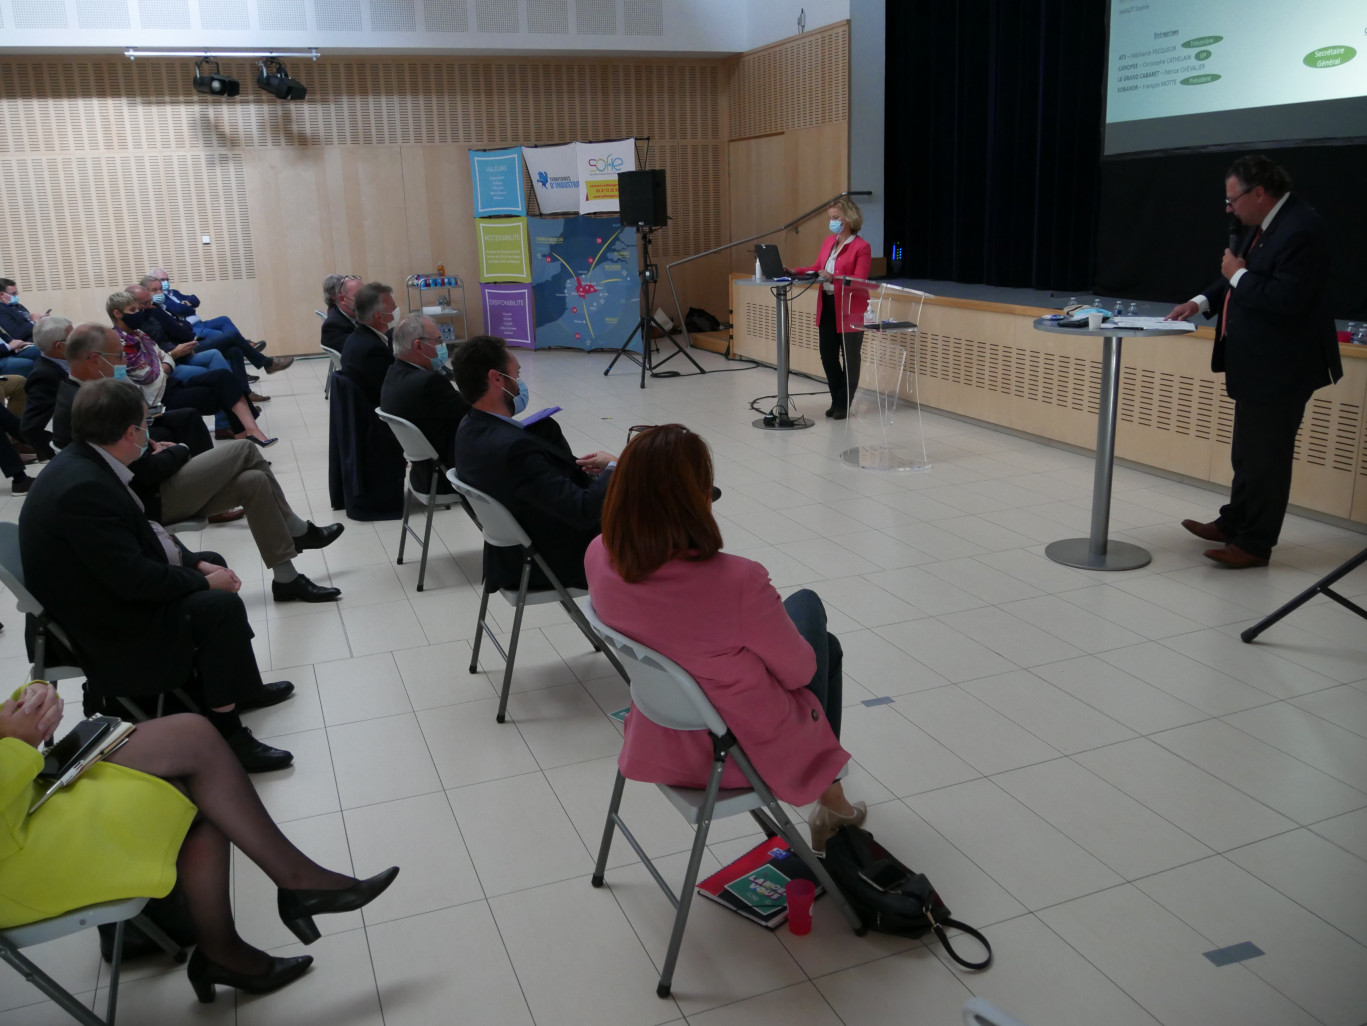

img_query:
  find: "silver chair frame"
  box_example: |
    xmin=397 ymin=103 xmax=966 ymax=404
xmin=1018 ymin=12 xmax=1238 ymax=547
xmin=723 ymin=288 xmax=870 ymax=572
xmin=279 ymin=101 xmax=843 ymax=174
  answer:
xmin=377 ymin=409 xmax=455 ymax=591
xmin=320 ymin=343 xmax=342 ymax=398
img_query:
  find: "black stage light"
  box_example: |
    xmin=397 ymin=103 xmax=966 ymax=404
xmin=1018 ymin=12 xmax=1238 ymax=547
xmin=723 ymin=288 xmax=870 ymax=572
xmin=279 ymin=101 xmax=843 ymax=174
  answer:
xmin=257 ymin=58 xmax=307 ymax=100
xmin=192 ymin=58 xmax=240 ymax=97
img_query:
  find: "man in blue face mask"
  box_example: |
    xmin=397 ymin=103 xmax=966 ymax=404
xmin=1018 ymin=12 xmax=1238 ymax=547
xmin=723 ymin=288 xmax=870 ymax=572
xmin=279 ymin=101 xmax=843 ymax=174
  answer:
xmin=449 ymin=335 xmax=616 ymax=592
xmin=380 ymin=314 xmax=471 ymax=500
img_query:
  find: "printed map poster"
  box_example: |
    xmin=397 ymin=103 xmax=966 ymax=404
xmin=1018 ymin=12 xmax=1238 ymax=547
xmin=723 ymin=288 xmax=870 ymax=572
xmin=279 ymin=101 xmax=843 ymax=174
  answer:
xmin=476 ymin=217 xmax=532 ymax=283
xmin=469 ymin=147 xmax=526 ymax=217
xmin=575 ymin=138 xmax=636 ymax=214
xmin=529 ymin=216 xmax=640 ymax=351
xmin=481 ymin=283 xmax=535 ymax=348
xmin=524 ymin=142 xmax=580 ymax=214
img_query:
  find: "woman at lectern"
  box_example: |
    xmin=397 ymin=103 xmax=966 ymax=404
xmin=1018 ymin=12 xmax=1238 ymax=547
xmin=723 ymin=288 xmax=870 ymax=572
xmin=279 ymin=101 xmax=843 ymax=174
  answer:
xmin=791 ymin=197 xmax=872 ymax=420
xmin=586 ymin=425 xmax=866 ymax=853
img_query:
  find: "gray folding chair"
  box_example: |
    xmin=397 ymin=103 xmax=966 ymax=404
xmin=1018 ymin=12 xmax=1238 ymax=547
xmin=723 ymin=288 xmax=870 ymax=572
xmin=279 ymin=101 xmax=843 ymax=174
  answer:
xmin=0 ymin=897 xmax=187 ymax=1026
xmin=376 ymin=409 xmax=455 ymax=591
xmin=581 ymin=599 xmax=865 ymax=999
xmin=0 ymin=521 xmax=85 ymax=683
xmin=320 ymin=343 xmax=342 ymax=399
xmin=445 ymin=470 xmax=628 ymax=723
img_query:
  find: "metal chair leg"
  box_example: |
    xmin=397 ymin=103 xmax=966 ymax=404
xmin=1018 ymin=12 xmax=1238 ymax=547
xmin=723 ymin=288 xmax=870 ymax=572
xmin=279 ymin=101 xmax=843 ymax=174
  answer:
xmin=655 ymin=757 xmax=725 ymax=999
xmin=396 ymin=490 xmax=412 ymax=567
xmin=415 ymin=481 xmax=440 ymax=592
xmin=591 ymin=771 xmax=628 ymax=887
xmin=0 ymin=940 xmax=105 ymax=1026
xmin=470 ymin=586 xmax=492 ymax=671
xmin=105 ymin=919 xmax=125 ymax=1024
xmin=495 ymin=558 xmax=534 ymax=724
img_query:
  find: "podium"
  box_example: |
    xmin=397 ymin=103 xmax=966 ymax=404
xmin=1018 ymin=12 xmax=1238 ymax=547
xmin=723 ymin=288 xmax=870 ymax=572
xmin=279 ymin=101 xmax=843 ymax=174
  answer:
xmin=735 ymin=277 xmax=814 ymax=429
xmin=837 ymin=278 xmax=933 ymax=471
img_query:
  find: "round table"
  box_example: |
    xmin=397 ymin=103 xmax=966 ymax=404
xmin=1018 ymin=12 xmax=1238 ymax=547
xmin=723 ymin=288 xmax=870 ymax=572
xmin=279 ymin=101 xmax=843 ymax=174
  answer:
xmin=1031 ymin=318 xmax=1192 ymax=571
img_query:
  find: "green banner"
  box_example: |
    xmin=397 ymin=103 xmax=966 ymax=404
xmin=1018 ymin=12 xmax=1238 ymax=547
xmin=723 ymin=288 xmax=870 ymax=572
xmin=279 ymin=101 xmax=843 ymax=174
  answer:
xmin=477 ymin=217 xmax=532 ymax=283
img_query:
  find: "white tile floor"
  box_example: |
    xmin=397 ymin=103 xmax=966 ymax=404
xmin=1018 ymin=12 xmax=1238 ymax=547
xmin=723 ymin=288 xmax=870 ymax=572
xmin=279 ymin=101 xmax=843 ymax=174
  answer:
xmin=3 ymin=348 xmax=1367 ymax=1026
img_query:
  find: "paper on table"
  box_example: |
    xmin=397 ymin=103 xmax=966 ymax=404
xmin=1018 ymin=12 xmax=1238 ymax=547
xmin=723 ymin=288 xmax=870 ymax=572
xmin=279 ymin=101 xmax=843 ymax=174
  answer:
xmin=1109 ymin=316 xmax=1196 ymax=331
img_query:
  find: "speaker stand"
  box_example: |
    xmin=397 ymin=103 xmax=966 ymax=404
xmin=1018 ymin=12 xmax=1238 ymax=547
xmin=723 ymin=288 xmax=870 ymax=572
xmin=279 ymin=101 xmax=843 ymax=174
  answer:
xmin=604 ymin=228 xmax=706 ymax=388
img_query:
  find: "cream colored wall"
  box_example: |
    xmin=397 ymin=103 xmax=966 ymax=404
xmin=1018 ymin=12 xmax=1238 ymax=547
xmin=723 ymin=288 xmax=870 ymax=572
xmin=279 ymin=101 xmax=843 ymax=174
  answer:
xmin=732 ymin=275 xmax=1367 ymax=527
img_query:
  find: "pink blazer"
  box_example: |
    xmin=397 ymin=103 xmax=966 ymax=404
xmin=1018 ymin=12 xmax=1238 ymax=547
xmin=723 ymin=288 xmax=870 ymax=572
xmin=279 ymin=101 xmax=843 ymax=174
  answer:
xmin=792 ymin=233 xmax=873 ymax=330
xmin=585 ymin=538 xmax=850 ymax=806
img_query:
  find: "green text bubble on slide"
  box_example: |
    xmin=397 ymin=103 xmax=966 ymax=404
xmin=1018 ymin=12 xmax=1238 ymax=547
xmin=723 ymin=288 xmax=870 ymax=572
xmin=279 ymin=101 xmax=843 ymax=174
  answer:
xmin=1195 ymin=49 xmax=1213 ymax=61
xmin=1181 ymin=74 xmax=1221 ymax=85
xmin=1304 ymin=46 xmax=1356 ymax=69
xmin=1182 ymin=36 xmax=1222 ymax=48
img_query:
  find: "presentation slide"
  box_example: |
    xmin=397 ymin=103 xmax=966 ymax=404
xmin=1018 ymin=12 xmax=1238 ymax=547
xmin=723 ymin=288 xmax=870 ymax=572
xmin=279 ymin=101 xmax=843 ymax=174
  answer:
xmin=1105 ymin=0 xmax=1367 ymax=155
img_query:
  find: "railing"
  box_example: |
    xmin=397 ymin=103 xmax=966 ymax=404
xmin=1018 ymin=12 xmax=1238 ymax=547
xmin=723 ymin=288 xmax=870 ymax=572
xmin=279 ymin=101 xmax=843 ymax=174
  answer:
xmin=664 ymin=190 xmax=873 ymax=354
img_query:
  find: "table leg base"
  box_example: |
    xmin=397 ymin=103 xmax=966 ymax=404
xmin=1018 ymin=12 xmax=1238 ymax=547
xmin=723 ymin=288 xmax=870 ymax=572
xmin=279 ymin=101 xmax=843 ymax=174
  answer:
xmin=1046 ymin=538 xmax=1151 ymax=571
xmin=751 ymin=416 xmax=814 ymax=431
xmin=840 ymin=445 xmax=931 ymax=472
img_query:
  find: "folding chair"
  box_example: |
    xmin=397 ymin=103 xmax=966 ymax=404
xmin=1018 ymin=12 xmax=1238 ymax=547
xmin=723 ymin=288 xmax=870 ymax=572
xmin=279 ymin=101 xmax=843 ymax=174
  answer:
xmin=445 ymin=470 xmax=628 ymax=723
xmin=320 ymin=343 xmax=342 ymax=399
xmin=376 ymin=410 xmax=455 ymax=591
xmin=0 ymin=521 xmax=85 ymax=683
xmin=0 ymin=898 xmax=187 ymax=1026
xmin=581 ymin=599 xmax=865 ymax=999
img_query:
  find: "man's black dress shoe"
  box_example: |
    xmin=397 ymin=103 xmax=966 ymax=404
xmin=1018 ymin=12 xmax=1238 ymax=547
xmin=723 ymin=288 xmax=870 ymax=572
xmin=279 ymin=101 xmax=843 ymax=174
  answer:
xmin=278 ymin=867 xmax=401 ymax=944
xmin=292 ymin=521 xmax=344 ymax=551
xmin=272 ymin=574 xmax=341 ymax=603
xmin=188 ymin=948 xmax=313 ymax=1003
xmin=226 ymin=727 xmax=293 ymax=772
xmin=237 ymin=680 xmax=295 ymax=711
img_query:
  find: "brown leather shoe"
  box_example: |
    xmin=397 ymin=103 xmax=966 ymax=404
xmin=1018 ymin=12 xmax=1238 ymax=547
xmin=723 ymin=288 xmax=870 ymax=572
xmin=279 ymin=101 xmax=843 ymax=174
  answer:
xmin=1204 ymin=544 xmax=1269 ymax=569
xmin=266 ymin=356 xmax=295 ymax=374
xmin=214 ymin=428 xmax=236 ymax=440
xmin=207 ymin=507 xmax=247 ymax=524
xmin=1181 ymin=519 xmax=1227 ymax=544
xmin=247 ymin=391 xmax=272 ymax=403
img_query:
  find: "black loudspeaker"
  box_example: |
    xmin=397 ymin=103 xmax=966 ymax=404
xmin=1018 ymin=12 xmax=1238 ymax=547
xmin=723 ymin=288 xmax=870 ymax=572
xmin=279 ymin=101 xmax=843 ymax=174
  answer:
xmin=618 ymin=169 xmax=668 ymax=228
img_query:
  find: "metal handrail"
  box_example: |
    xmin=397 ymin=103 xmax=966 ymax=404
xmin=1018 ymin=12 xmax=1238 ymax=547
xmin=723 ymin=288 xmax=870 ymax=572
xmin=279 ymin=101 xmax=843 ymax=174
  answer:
xmin=664 ymin=190 xmax=873 ymax=354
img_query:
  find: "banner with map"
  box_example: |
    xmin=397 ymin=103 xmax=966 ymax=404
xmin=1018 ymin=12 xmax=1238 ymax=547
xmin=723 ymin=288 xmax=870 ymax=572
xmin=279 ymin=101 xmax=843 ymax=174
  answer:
xmin=528 ymin=216 xmax=640 ymax=351
xmin=575 ymin=138 xmax=636 ymax=214
xmin=523 ymin=143 xmax=580 ymax=214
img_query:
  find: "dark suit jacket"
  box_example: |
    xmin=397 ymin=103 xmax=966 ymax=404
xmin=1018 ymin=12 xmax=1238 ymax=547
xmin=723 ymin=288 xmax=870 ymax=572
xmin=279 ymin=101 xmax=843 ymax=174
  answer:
xmin=52 ymin=377 xmax=207 ymax=487
xmin=0 ymin=301 xmax=36 ymax=342
xmin=341 ymin=324 xmax=394 ymax=407
xmin=320 ymin=306 xmax=354 ymax=353
xmin=148 ymin=305 xmax=196 ymax=345
xmin=380 ymin=359 xmax=471 ymax=493
xmin=19 ymin=354 xmax=66 ymax=458
xmin=453 ymin=408 xmax=610 ymax=591
xmin=1203 ymin=193 xmax=1343 ymax=404
xmin=19 ymin=443 xmax=208 ymax=697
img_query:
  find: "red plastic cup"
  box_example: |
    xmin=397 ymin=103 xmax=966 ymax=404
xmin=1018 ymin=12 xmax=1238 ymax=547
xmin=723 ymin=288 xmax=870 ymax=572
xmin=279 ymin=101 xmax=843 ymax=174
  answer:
xmin=786 ymin=879 xmax=815 ymax=935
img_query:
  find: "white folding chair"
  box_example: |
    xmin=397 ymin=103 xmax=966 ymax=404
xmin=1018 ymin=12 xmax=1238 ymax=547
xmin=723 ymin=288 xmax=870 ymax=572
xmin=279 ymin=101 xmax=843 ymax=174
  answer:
xmin=376 ymin=410 xmax=455 ymax=591
xmin=0 ymin=898 xmax=187 ymax=1026
xmin=445 ymin=470 xmax=628 ymax=723
xmin=964 ymin=997 xmax=1031 ymax=1026
xmin=0 ymin=521 xmax=85 ymax=683
xmin=581 ymin=600 xmax=865 ymax=999
xmin=320 ymin=343 xmax=342 ymax=399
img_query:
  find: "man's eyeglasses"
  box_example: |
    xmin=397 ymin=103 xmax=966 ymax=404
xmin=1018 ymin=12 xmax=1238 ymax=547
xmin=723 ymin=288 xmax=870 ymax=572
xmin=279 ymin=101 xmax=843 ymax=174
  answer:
xmin=1224 ymin=185 xmax=1254 ymax=208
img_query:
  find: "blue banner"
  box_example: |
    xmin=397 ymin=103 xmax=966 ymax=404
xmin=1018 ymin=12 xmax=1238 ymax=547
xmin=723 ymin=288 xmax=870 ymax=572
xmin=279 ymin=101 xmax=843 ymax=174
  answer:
xmin=469 ymin=146 xmax=526 ymax=217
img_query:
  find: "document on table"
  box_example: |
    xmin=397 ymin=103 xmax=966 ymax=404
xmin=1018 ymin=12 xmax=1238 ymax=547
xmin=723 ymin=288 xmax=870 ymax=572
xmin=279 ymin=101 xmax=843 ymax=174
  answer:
xmin=1109 ymin=317 xmax=1196 ymax=331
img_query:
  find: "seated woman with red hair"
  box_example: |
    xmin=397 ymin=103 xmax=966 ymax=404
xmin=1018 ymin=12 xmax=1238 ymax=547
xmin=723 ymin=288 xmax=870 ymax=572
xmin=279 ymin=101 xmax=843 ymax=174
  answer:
xmin=584 ymin=424 xmax=865 ymax=851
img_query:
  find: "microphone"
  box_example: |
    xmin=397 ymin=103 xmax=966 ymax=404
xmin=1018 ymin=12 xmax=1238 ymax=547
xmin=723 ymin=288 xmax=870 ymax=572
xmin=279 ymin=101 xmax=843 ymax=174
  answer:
xmin=1227 ymin=213 xmax=1242 ymax=253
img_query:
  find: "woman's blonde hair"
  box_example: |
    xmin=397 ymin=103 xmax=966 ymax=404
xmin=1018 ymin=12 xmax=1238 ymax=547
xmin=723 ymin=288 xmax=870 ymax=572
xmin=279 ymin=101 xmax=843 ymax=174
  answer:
xmin=830 ymin=196 xmax=863 ymax=234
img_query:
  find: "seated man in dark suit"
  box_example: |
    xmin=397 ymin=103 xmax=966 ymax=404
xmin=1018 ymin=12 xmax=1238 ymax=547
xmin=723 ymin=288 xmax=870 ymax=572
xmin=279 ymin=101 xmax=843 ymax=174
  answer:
xmin=19 ymin=315 xmax=71 ymax=460
xmin=321 ymin=274 xmax=361 ymax=353
xmin=340 ymin=281 xmax=397 ymax=407
xmin=450 ymin=335 xmax=616 ymax=590
xmin=380 ymin=314 xmax=470 ymax=498
xmin=18 ymin=378 xmax=294 ymax=772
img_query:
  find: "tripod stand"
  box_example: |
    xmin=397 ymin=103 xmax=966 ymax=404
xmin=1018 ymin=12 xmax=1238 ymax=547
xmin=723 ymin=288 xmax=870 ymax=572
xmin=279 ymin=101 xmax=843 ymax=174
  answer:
xmin=604 ymin=227 xmax=705 ymax=388
xmin=1240 ymin=544 xmax=1367 ymax=643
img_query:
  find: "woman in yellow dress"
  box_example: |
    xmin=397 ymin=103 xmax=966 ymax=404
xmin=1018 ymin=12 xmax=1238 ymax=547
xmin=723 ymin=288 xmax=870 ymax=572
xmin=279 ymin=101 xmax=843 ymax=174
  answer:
xmin=0 ymin=681 xmax=399 ymax=1003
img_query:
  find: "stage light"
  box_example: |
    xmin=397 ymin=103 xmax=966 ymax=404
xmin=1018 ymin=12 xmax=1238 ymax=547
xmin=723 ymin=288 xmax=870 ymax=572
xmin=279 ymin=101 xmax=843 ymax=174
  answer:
xmin=257 ymin=58 xmax=307 ymax=100
xmin=192 ymin=58 xmax=239 ymax=97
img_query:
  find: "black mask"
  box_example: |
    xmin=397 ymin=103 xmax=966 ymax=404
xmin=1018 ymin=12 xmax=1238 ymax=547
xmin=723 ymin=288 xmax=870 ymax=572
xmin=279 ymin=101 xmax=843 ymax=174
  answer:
xmin=122 ymin=309 xmax=150 ymax=328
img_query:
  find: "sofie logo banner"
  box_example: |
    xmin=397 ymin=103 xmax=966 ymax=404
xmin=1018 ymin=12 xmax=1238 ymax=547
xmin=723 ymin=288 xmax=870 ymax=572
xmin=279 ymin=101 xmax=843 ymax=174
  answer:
xmin=576 ymin=138 xmax=636 ymax=214
xmin=524 ymin=142 xmax=580 ymax=214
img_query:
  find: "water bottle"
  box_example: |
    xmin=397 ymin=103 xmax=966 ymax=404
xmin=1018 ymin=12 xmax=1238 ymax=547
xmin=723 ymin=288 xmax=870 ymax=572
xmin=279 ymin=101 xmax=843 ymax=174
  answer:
xmin=754 ymin=257 xmax=762 ymax=282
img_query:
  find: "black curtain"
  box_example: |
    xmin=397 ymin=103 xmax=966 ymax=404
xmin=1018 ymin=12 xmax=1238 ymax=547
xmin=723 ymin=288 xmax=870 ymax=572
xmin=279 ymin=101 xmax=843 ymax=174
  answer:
xmin=885 ymin=0 xmax=1107 ymax=290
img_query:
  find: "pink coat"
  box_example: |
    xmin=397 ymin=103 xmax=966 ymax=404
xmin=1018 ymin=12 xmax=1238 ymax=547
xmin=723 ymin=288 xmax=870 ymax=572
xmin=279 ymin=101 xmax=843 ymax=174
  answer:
xmin=792 ymin=233 xmax=873 ymax=331
xmin=585 ymin=538 xmax=850 ymax=806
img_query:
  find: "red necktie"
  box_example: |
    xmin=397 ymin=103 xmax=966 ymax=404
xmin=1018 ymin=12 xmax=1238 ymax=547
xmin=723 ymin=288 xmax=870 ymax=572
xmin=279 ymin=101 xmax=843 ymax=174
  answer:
xmin=1220 ymin=227 xmax=1262 ymax=340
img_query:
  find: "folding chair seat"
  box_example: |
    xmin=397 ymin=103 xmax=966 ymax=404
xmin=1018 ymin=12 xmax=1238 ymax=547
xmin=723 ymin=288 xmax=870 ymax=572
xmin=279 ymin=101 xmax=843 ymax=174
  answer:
xmin=445 ymin=470 xmax=628 ymax=723
xmin=581 ymin=599 xmax=865 ymax=999
xmin=320 ymin=343 xmax=342 ymax=399
xmin=0 ymin=521 xmax=85 ymax=684
xmin=376 ymin=410 xmax=456 ymax=592
xmin=0 ymin=898 xmax=186 ymax=1026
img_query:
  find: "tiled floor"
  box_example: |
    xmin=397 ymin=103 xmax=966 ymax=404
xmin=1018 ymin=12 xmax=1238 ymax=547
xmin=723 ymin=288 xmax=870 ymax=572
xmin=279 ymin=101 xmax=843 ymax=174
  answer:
xmin=3 ymin=349 xmax=1367 ymax=1025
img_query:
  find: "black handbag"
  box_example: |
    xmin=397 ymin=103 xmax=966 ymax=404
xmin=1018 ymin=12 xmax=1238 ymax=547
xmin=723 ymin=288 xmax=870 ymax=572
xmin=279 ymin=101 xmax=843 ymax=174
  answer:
xmin=823 ymin=825 xmax=992 ymax=970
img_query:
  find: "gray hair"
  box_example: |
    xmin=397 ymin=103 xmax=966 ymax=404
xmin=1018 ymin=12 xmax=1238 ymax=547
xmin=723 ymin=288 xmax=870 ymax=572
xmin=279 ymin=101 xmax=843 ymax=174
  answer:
xmin=323 ymin=274 xmax=347 ymax=307
xmin=71 ymin=378 xmax=145 ymax=446
xmin=138 ymin=274 xmax=161 ymax=290
xmin=392 ymin=314 xmax=429 ymax=357
xmin=354 ymin=282 xmax=393 ymax=325
xmin=66 ymin=323 xmax=113 ymax=363
xmin=32 ymin=316 xmax=73 ymax=353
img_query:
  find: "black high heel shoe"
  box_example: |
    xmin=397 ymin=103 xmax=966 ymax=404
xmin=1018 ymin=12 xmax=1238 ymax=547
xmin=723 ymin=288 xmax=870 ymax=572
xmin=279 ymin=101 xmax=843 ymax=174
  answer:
xmin=277 ymin=866 xmax=400 ymax=945
xmin=187 ymin=948 xmax=313 ymax=1003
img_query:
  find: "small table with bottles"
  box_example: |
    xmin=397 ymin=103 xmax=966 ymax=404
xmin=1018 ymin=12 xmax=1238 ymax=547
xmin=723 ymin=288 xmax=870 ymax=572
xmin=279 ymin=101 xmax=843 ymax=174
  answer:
xmin=405 ymin=273 xmax=467 ymax=345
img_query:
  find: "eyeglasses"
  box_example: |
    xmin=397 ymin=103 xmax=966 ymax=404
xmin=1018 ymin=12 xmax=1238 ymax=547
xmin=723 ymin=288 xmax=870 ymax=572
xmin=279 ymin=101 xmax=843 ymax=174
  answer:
xmin=627 ymin=424 xmax=655 ymax=443
xmin=1224 ymin=185 xmax=1254 ymax=207
xmin=97 ymin=351 xmax=125 ymax=366
xmin=419 ymin=336 xmax=444 ymax=344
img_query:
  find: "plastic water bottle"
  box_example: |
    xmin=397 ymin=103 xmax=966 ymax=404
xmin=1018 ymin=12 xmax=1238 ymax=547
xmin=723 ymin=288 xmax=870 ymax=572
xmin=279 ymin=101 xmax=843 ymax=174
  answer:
xmin=754 ymin=257 xmax=762 ymax=282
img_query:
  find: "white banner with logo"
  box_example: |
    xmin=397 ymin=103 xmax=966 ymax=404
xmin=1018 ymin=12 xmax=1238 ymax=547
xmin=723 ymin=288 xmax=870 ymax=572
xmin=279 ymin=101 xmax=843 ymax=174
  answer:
xmin=575 ymin=138 xmax=636 ymax=214
xmin=524 ymin=142 xmax=581 ymax=214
